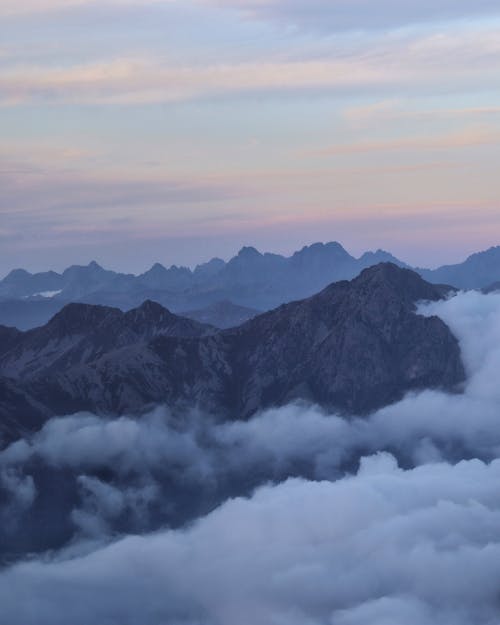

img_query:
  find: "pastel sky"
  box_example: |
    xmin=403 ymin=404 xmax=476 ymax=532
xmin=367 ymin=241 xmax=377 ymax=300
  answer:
xmin=2 ymin=0 xmax=500 ymax=273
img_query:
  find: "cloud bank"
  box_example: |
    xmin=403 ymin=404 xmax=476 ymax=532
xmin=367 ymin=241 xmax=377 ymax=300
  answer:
xmin=2 ymin=455 xmax=500 ymax=625
xmin=2 ymin=290 xmax=500 ymax=623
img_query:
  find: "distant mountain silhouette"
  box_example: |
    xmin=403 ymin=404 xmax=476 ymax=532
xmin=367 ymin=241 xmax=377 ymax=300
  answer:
xmin=418 ymin=246 xmax=500 ymax=289
xmin=483 ymin=281 xmax=500 ymax=294
xmin=0 ymin=243 xmax=409 ymax=329
xmin=2 ymin=242 xmax=499 ymax=331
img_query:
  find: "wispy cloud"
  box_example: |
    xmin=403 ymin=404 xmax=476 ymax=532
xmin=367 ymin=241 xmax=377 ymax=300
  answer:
xmin=0 ymin=57 xmax=390 ymax=106
xmin=208 ymin=0 xmax=500 ymax=31
xmin=0 ymin=0 xmax=177 ymax=17
xmin=312 ymin=127 xmax=500 ymax=157
xmin=9 ymin=0 xmax=496 ymax=30
xmin=2 ymin=24 xmax=500 ymax=106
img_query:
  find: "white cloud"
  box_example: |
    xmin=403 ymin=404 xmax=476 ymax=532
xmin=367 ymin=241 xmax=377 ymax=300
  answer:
xmin=2 ymin=454 xmax=500 ymax=624
xmin=3 ymin=290 xmax=500 ymax=622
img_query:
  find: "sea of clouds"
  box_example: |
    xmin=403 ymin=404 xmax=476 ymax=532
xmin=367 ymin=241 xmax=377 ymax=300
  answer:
xmin=1 ymin=289 xmax=500 ymax=624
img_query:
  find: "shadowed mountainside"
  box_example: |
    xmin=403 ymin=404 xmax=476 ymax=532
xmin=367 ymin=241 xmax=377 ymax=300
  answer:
xmin=0 ymin=264 xmax=465 ymax=443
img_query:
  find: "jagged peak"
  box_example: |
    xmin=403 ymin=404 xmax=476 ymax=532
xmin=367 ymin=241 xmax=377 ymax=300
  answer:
xmin=134 ymin=299 xmax=173 ymax=316
xmin=194 ymin=257 xmax=226 ymax=275
xmin=360 ymin=248 xmax=389 ymax=257
xmin=166 ymin=264 xmax=191 ymax=273
xmin=145 ymin=262 xmax=167 ymax=274
xmin=63 ymin=261 xmax=106 ymax=276
xmin=47 ymin=302 xmax=121 ymax=332
xmin=293 ymin=241 xmax=351 ymax=259
xmin=356 ymin=262 xmax=416 ymax=281
xmin=359 ymin=249 xmax=404 ymax=263
xmin=236 ymin=246 xmax=262 ymax=259
xmin=465 ymin=246 xmax=500 ymax=262
xmin=125 ymin=300 xmax=212 ymax=335
xmin=351 ymin=262 xmax=450 ymax=301
xmin=4 ymin=268 xmax=32 ymax=280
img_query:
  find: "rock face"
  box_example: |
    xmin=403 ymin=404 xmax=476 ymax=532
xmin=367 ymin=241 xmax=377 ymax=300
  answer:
xmin=222 ymin=263 xmax=463 ymax=416
xmin=0 ymin=300 xmax=214 ymax=380
xmin=0 ymin=264 xmax=465 ymax=441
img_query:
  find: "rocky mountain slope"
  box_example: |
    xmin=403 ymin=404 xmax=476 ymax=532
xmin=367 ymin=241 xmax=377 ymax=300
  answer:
xmin=0 ymin=264 xmax=465 ymax=443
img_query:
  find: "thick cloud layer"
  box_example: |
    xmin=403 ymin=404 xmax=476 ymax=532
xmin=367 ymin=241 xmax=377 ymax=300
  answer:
xmin=3 ymin=454 xmax=500 ymax=625
xmin=2 ymin=290 xmax=500 ymax=623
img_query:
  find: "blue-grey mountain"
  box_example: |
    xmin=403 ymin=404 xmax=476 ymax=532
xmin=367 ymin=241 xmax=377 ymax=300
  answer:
xmin=0 ymin=264 xmax=464 ymax=443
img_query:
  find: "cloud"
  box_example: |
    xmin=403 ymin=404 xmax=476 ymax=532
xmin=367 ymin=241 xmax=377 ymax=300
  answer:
xmin=2 ymin=26 xmax=500 ymax=106
xmin=4 ymin=0 xmax=499 ymax=33
xmin=0 ymin=57 xmax=390 ymax=106
xmin=0 ymin=468 xmax=36 ymax=532
xmin=311 ymin=128 xmax=500 ymax=157
xmin=343 ymin=101 xmax=500 ymax=125
xmin=2 ymin=454 xmax=500 ymax=624
xmin=208 ymin=0 xmax=500 ymax=32
xmin=3 ymin=290 xmax=500 ymax=622
xmin=0 ymin=162 xmax=249 ymax=254
xmin=0 ymin=0 xmax=176 ymax=18
xmin=3 ymin=291 xmax=500 ymax=505
xmin=71 ymin=475 xmax=160 ymax=536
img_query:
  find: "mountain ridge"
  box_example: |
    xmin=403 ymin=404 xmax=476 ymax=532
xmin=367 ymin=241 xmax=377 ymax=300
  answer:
xmin=0 ymin=264 xmax=465 ymax=443
xmin=2 ymin=242 xmax=498 ymax=331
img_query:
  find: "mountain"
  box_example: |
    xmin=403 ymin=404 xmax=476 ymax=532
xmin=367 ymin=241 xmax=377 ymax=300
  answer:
xmin=0 ymin=300 xmax=214 ymax=381
xmin=0 ymin=243 xmax=411 ymax=329
xmin=4 ymin=241 xmax=500 ymax=332
xmin=0 ymin=264 xmax=464 ymax=442
xmin=138 ymin=263 xmax=192 ymax=291
xmin=182 ymin=300 xmax=260 ymax=329
xmin=418 ymin=246 xmax=500 ymax=289
xmin=483 ymin=281 xmax=500 ymax=294
xmin=0 ymin=299 xmax=66 ymax=331
xmin=193 ymin=257 xmax=226 ymax=279
xmin=0 ymin=268 xmax=62 ymax=298
xmin=358 ymin=249 xmax=408 ymax=268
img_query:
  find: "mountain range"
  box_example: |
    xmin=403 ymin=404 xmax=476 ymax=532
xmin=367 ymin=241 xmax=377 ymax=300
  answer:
xmin=1 ymin=242 xmax=500 ymax=331
xmin=0 ymin=264 xmax=464 ymax=444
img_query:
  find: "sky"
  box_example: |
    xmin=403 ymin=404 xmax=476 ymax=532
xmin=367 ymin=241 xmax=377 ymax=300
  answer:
xmin=1 ymin=0 xmax=500 ymax=274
